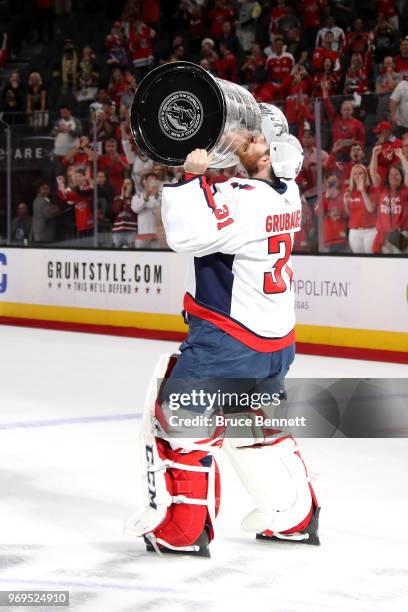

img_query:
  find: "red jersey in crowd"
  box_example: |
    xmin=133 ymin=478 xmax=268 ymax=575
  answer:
xmin=98 ymin=155 xmax=128 ymax=196
xmin=214 ymin=51 xmax=238 ymax=82
xmin=269 ymin=5 xmax=285 ymax=33
xmin=324 ymin=156 xmax=355 ymax=186
xmin=394 ymin=54 xmax=408 ymax=79
xmin=251 ymin=81 xmax=279 ymax=103
xmin=312 ymin=47 xmax=340 ymax=73
xmin=301 ymin=0 xmax=327 ymax=29
xmin=376 ymin=0 xmax=397 ymax=18
xmin=346 ymin=190 xmax=377 ymax=229
xmin=266 ymin=52 xmax=295 ymax=84
xmin=141 ymin=0 xmax=160 ymax=24
xmin=0 ymin=46 xmax=6 ymax=69
xmin=280 ymin=73 xmax=314 ymax=124
xmin=344 ymin=66 xmax=369 ymax=94
xmin=128 ymin=23 xmax=155 ymax=68
xmin=313 ymin=72 xmax=339 ymax=97
xmin=345 ymin=30 xmax=371 ymax=57
xmin=317 ymin=194 xmax=347 ymax=246
xmin=58 ymin=187 xmax=94 ymax=232
xmin=323 ymin=97 xmax=366 ymax=154
xmin=112 ymin=196 xmax=138 ymax=233
xmin=188 ymin=7 xmax=204 ymax=39
xmin=375 ymin=139 xmax=403 ymax=182
xmin=62 ymin=151 xmax=92 ymax=176
xmin=293 ymin=199 xmax=314 ymax=252
xmin=372 ymin=186 xmax=408 ymax=251
xmin=207 ymin=5 xmax=235 ymax=39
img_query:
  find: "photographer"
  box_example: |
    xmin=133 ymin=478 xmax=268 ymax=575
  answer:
xmin=131 ymin=172 xmax=160 ymax=249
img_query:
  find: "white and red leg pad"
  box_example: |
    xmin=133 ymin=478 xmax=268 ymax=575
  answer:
xmin=125 ymin=353 xmax=221 ymax=551
xmin=223 ymin=433 xmax=317 ymax=535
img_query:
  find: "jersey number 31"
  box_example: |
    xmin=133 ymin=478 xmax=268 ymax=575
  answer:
xmin=263 ymin=233 xmax=293 ymax=294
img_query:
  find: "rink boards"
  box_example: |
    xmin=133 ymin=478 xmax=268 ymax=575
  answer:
xmin=0 ymin=248 xmax=407 ymax=362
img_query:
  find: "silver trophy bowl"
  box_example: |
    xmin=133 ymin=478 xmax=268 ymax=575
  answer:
xmin=130 ymin=61 xmax=262 ymax=168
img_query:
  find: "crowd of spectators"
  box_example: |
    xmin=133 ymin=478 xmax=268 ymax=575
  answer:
xmin=1 ymin=0 xmax=408 ymax=254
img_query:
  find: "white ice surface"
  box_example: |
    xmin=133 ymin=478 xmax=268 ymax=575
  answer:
xmin=0 ymin=325 xmax=407 ymax=612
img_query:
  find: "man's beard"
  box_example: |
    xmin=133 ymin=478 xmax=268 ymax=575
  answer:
xmin=238 ymin=147 xmax=271 ymax=177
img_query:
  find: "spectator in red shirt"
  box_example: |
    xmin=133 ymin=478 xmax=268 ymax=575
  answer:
xmin=344 ymin=164 xmax=377 ymax=253
xmin=0 ymin=32 xmax=7 ymax=70
xmin=293 ymin=195 xmax=315 ymax=252
xmin=315 ymin=171 xmax=348 ymax=252
xmin=298 ymin=129 xmax=329 ymax=202
xmin=265 ymin=35 xmax=294 ymax=85
xmin=141 ymin=0 xmax=160 ymax=26
xmin=372 ymin=160 xmax=408 ymax=253
xmin=325 ymin=142 xmax=366 ymax=187
xmin=322 ymin=85 xmax=366 ymax=157
xmin=301 ymin=0 xmax=327 ymax=48
xmin=207 ymin=0 xmax=235 ymax=39
xmin=112 ymin=177 xmax=138 ymax=248
xmin=217 ymin=21 xmax=242 ymax=59
xmin=269 ymin=0 xmax=286 ymax=35
xmin=280 ymin=66 xmax=314 ymax=133
xmin=313 ymin=58 xmax=340 ymax=97
xmin=56 ymin=171 xmax=94 ymax=236
xmin=93 ymin=101 xmax=120 ymax=143
xmin=345 ymin=18 xmax=372 ymax=58
xmin=344 ymin=52 xmax=370 ymax=95
xmin=312 ymin=31 xmax=341 ymax=73
xmin=105 ymin=24 xmax=129 ymax=69
xmin=187 ymin=4 xmax=205 ymax=48
xmin=108 ymin=68 xmax=127 ymax=108
xmin=98 ymin=138 xmax=129 ymax=196
xmin=128 ymin=17 xmax=155 ymax=81
xmin=62 ymin=136 xmax=96 ymax=180
xmin=241 ymin=43 xmax=266 ymax=85
xmin=214 ymin=43 xmax=238 ymax=82
xmin=369 ymin=121 xmax=402 ymax=183
xmin=394 ymin=37 xmax=408 ymax=80
xmin=376 ymin=0 xmax=399 ymax=31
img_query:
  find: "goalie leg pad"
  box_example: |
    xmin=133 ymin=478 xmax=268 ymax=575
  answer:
xmin=224 ymin=434 xmax=317 ymax=535
xmin=125 ymin=353 xmax=221 ymax=552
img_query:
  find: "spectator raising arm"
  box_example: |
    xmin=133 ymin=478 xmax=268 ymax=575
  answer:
xmin=369 ymin=145 xmax=382 ymax=187
xmin=395 ymin=148 xmax=408 ymax=187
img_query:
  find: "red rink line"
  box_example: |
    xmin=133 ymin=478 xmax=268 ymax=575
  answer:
xmin=0 ymin=316 xmax=407 ymax=364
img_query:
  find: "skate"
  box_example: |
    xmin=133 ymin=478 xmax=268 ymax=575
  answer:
xmin=144 ymin=527 xmax=211 ymax=557
xmin=256 ymin=507 xmax=321 ymax=546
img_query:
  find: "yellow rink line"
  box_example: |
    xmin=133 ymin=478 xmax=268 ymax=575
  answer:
xmin=0 ymin=302 xmax=407 ymax=353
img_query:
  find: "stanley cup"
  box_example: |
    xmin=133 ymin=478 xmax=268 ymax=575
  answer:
xmin=129 ymin=61 xmax=262 ymax=168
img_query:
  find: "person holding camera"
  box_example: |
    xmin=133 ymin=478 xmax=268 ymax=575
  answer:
xmin=131 ymin=172 xmax=160 ymax=249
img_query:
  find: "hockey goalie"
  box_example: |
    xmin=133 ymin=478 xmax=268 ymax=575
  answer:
xmin=125 ymin=105 xmax=320 ymax=557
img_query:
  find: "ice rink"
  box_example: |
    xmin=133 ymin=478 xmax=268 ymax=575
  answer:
xmin=0 ymin=324 xmax=407 ymax=612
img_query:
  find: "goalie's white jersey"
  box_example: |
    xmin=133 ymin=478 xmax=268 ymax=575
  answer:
xmin=161 ymin=175 xmax=302 ymax=352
